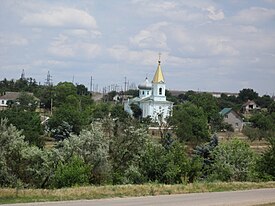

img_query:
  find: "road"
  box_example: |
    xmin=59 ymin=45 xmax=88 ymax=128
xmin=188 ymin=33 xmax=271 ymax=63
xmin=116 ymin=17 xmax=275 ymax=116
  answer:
xmin=5 ymin=188 xmax=275 ymax=206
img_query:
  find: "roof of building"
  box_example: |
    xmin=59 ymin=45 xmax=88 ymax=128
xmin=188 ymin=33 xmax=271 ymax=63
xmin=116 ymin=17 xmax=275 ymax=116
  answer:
xmin=220 ymin=108 xmax=232 ymax=116
xmin=0 ymin=92 xmax=37 ymax=101
xmin=242 ymin=100 xmax=257 ymax=107
xmin=0 ymin=92 xmax=22 ymax=100
xmin=152 ymin=61 xmax=165 ymax=83
xmin=138 ymin=77 xmax=152 ymax=89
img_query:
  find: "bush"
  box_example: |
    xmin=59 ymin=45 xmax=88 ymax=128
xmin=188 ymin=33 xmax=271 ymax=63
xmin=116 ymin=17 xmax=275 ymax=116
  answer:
xmin=208 ymin=139 xmax=256 ymax=182
xmin=52 ymin=156 xmax=90 ymax=188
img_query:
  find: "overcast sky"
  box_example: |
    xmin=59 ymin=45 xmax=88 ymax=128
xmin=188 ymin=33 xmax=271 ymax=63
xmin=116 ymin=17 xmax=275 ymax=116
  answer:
xmin=1 ymin=0 xmax=275 ymax=95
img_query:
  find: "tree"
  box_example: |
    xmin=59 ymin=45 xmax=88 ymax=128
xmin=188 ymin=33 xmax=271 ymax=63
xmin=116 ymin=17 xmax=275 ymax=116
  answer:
xmin=171 ymin=102 xmax=209 ymax=143
xmin=76 ymin=84 xmax=89 ymax=95
xmin=52 ymin=155 xmax=90 ymax=188
xmin=256 ymin=136 xmax=275 ymax=180
xmin=48 ymin=105 xmax=87 ymax=137
xmin=15 ymin=92 xmax=38 ymax=111
xmin=54 ymin=82 xmax=77 ymax=107
xmin=57 ymin=125 xmax=111 ymax=185
xmin=130 ymin=103 xmax=142 ymax=119
xmin=208 ymin=139 xmax=256 ymax=181
xmin=256 ymin=95 xmax=273 ymax=108
xmin=188 ymin=92 xmax=219 ymax=122
xmin=0 ymin=109 xmax=44 ymax=147
xmin=110 ymin=124 xmax=148 ymax=184
xmin=0 ymin=119 xmax=28 ymax=187
xmin=238 ymin=88 xmax=258 ymax=102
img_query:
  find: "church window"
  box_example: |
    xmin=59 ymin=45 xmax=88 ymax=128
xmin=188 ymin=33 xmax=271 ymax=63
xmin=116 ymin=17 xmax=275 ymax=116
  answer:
xmin=159 ymin=87 xmax=162 ymax=95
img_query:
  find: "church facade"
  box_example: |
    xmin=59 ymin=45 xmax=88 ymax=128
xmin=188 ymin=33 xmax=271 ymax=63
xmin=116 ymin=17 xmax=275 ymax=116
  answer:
xmin=124 ymin=60 xmax=173 ymax=122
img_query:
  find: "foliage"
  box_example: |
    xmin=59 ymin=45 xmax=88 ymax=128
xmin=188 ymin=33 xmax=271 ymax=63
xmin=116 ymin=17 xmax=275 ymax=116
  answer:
xmin=57 ymin=125 xmax=110 ymax=185
xmin=110 ymin=124 xmax=148 ymax=184
xmin=0 ymin=119 xmax=28 ymax=187
xmin=54 ymin=82 xmax=77 ymax=107
xmin=52 ymin=155 xmax=90 ymax=188
xmin=110 ymin=104 xmax=130 ymax=121
xmin=208 ymin=139 xmax=256 ymax=182
xmin=48 ymin=105 xmax=87 ymax=136
xmin=13 ymin=92 xmax=39 ymax=111
xmin=238 ymin=88 xmax=259 ymax=102
xmin=255 ymin=137 xmax=275 ymax=180
xmin=249 ymin=113 xmax=273 ymax=131
xmin=188 ymin=92 xmax=219 ymax=122
xmin=171 ymin=102 xmax=209 ymax=143
xmin=0 ymin=109 xmax=44 ymax=147
xmin=130 ymin=103 xmax=142 ymax=119
xmin=193 ymin=134 xmax=219 ymax=178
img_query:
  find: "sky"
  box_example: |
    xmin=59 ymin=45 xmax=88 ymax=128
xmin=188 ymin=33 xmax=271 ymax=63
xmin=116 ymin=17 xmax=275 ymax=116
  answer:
xmin=0 ymin=0 xmax=275 ymax=95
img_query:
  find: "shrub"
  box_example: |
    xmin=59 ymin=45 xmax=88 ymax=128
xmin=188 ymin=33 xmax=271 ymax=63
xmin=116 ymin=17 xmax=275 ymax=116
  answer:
xmin=52 ymin=156 xmax=90 ymax=188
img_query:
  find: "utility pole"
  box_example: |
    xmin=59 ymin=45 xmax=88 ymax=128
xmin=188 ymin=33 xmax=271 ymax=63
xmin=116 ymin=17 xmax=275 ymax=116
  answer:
xmin=90 ymin=76 xmax=93 ymax=92
xmin=124 ymin=76 xmax=127 ymax=92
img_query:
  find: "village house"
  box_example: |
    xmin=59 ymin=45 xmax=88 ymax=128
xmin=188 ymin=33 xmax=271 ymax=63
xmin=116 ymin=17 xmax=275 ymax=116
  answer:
xmin=0 ymin=91 xmax=39 ymax=110
xmin=241 ymin=100 xmax=261 ymax=114
xmin=220 ymin=108 xmax=244 ymax=132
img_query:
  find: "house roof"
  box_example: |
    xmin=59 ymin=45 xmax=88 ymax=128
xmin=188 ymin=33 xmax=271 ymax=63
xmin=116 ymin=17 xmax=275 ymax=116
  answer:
xmin=242 ymin=100 xmax=257 ymax=107
xmin=0 ymin=92 xmax=38 ymax=101
xmin=219 ymin=108 xmax=232 ymax=116
xmin=0 ymin=92 xmax=22 ymax=100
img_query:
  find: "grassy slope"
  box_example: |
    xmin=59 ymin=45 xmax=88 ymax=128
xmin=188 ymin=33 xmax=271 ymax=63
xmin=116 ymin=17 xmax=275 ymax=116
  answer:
xmin=1 ymin=182 xmax=275 ymax=204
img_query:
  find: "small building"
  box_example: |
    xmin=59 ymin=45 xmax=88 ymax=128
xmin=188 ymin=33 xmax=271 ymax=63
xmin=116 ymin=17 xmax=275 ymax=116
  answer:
xmin=0 ymin=92 xmax=39 ymax=110
xmin=0 ymin=92 xmax=21 ymax=110
xmin=220 ymin=108 xmax=244 ymax=132
xmin=124 ymin=60 xmax=173 ymax=123
xmin=241 ymin=100 xmax=260 ymax=114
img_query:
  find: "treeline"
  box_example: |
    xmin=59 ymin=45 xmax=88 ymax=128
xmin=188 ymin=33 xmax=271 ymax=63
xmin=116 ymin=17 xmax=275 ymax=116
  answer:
xmin=1 ymin=118 xmax=274 ymax=188
xmin=0 ymin=77 xmax=274 ymax=188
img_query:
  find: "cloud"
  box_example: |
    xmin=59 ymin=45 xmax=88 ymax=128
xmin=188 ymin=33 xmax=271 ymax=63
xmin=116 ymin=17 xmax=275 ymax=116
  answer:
xmin=205 ymin=6 xmax=224 ymax=21
xmin=130 ymin=22 xmax=168 ymax=49
xmin=233 ymin=7 xmax=275 ymax=24
xmin=21 ymin=7 xmax=97 ymax=29
xmin=48 ymin=34 xmax=101 ymax=58
xmin=108 ymin=45 xmax=161 ymax=66
xmin=0 ymin=33 xmax=28 ymax=46
xmin=206 ymin=37 xmax=239 ymax=56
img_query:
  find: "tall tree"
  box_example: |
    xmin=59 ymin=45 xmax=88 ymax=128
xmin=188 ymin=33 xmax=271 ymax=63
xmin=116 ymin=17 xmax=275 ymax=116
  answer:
xmin=238 ymin=88 xmax=259 ymax=102
xmin=171 ymin=102 xmax=209 ymax=143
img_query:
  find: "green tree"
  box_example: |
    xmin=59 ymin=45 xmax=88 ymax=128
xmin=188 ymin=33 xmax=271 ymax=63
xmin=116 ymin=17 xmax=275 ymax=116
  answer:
xmin=110 ymin=124 xmax=148 ymax=184
xmin=15 ymin=92 xmax=39 ymax=111
xmin=238 ymin=88 xmax=258 ymax=102
xmin=171 ymin=102 xmax=209 ymax=143
xmin=256 ymin=136 xmax=275 ymax=180
xmin=48 ymin=105 xmax=87 ymax=138
xmin=0 ymin=109 xmax=44 ymax=147
xmin=52 ymin=155 xmax=90 ymax=188
xmin=188 ymin=92 xmax=219 ymax=122
xmin=130 ymin=103 xmax=142 ymax=119
xmin=54 ymin=82 xmax=77 ymax=107
xmin=208 ymin=139 xmax=256 ymax=181
xmin=57 ymin=125 xmax=111 ymax=184
xmin=0 ymin=119 xmax=27 ymax=187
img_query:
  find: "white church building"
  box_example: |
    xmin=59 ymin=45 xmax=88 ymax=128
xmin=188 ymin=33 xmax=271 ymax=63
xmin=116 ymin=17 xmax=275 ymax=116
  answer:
xmin=124 ymin=60 xmax=173 ymax=122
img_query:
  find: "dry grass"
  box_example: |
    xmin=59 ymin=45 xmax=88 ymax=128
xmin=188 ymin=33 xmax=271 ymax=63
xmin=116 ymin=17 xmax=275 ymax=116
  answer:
xmin=0 ymin=181 xmax=275 ymax=204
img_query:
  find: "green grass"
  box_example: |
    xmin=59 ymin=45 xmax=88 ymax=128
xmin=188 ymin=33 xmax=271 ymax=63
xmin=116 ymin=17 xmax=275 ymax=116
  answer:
xmin=0 ymin=181 xmax=275 ymax=204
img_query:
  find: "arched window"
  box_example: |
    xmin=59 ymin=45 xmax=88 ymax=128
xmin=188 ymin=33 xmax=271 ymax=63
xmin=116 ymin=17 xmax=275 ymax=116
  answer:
xmin=159 ymin=87 xmax=162 ymax=95
xmin=142 ymin=91 xmax=145 ymax=95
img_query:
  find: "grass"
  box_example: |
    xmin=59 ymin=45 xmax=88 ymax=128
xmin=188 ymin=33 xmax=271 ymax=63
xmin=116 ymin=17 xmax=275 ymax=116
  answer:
xmin=253 ymin=204 xmax=275 ymax=206
xmin=0 ymin=181 xmax=275 ymax=204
